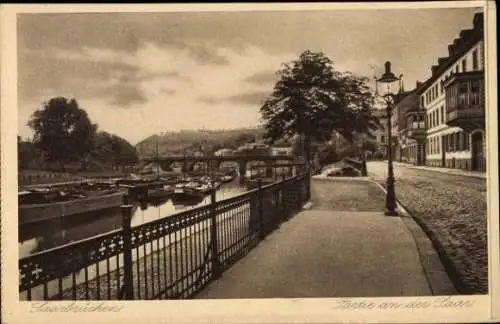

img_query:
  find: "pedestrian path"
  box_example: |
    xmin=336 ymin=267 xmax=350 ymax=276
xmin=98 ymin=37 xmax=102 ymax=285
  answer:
xmin=390 ymin=161 xmax=486 ymax=179
xmin=195 ymin=178 xmax=455 ymax=299
xmin=196 ymin=210 xmax=432 ymax=298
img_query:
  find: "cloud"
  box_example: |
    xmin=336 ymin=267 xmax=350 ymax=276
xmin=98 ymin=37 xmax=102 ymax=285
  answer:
xmin=225 ymin=91 xmax=270 ymax=106
xmin=160 ymin=88 xmax=176 ymax=95
xmin=244 ymin=71 xmax=278 ymax=85
xmin=184 ymin=43 xmax=229 ymax=65
xmin=18 ymin=35 xmax=296 ymax=143
xmin=198 ymin=96 xmax=219 ymax=105
xmin=105 ymin=84 xmax=148 ymax=107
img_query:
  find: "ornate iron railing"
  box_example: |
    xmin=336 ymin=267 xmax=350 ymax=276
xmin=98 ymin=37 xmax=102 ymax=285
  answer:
xmin=19 ymin=172 xmax=311 ymax=300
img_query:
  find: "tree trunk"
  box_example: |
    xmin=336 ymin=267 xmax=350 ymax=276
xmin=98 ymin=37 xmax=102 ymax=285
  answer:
xmin=304 ymin=136 xmax=312 ymax=167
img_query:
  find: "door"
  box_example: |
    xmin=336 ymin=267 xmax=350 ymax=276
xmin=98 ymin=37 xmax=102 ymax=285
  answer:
xmin=441 ymin=136 xmax=446 ymax=167
xmin=471 ymin=132 xmax=484 ymax=171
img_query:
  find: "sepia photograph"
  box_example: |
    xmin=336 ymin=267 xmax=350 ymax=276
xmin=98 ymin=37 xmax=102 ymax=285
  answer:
xmin=1 ymin=2 xmax=498 ymax=324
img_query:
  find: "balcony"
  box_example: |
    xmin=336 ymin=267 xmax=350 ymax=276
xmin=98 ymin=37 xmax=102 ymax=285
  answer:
xmin=444 ymin=71 xmax=485 ymax=132
xmin=446 ymin=108 xmax=484 ymax=131
xmin=405 ymin=111 xmax=426 ymax=141
xmin=407 ymin=127 xmax=426 ymax=141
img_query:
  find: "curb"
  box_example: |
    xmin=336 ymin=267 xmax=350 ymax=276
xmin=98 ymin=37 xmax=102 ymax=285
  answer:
xmin=302 ymin=201 xmax=313 ymax=210
xmin=374 ymin=161 xmax=486 ymax=180
xmin=368 ymin=179 xmax=458 ymax=296
xmin=312 ymin=176 xmax=372 ymax=182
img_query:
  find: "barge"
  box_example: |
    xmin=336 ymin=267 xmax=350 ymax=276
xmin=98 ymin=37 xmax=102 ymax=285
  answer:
xmin=19 ymin=191 xmax=124 ymax=226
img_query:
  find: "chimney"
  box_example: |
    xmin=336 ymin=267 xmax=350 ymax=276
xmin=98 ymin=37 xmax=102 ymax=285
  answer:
xmin=416 ymin=81 xmax=422 ymax=89
xmin=431 ymin=65 xmax=438 ymax=76
xmin=473 ymin=12 xmax=484 ymax=31
xmin=460 ymin=29 xmax=474 ymax=40
xmin=438 ymin=57 xmax=447 ymax=66
xmin=448 ymin=44 xmax=455 ymax=56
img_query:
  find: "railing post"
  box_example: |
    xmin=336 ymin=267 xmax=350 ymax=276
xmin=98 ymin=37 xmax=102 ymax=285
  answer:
xmin=257 ymin=179 xmax=265 ymax=239
xmin=121 ymin=198 xmax=134 ymax=300
xmin=210 ymin=191 xmax=221 ymax=279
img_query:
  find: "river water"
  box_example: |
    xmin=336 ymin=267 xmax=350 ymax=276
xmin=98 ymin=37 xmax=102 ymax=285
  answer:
xmin=19 ymin=180 xmax=247 ymax=259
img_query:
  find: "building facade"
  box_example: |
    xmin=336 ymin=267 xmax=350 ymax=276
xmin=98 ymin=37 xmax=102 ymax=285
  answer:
xmin=398 ymin=12 xmax=485 ymax=171
xmin=372 ymin=109 xmax=389 ymax=158
xmin=392 ymin=88 xmax=423 ymax=164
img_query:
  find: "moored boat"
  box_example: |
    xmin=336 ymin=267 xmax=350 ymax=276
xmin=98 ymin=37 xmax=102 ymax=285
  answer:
xmin=19 ymin=191 xmax=124 ymax=226
xmin=147 ymin=185 xmax=174 ymax=199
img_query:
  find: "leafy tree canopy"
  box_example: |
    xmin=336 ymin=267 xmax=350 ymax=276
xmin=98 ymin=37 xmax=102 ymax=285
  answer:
xmin=260 ymin=50 xmax=378 ymax=161
xmin=28 ymin=97 xmax=97 ymax=168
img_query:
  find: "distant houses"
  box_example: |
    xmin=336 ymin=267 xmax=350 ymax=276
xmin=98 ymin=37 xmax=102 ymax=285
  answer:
xmin=214 ymin=148 xmax=236 ymax=157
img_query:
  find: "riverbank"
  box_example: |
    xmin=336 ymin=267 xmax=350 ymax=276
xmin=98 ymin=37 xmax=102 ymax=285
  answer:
xmin=18 ymin=169 xmax=128 ymax=186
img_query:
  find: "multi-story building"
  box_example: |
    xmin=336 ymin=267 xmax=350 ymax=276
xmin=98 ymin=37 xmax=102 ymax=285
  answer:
xmin=392 ymin=87 xmax=423 ymax=164
xmin=372 ymin=108 xmax=389 ymax=157
xmin=400 ymin=12 xmax=485 ymax=171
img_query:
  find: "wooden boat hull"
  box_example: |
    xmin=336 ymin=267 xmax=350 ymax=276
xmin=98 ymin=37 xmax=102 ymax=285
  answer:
xmin=19 ymin=192 xmax=124 ymax=226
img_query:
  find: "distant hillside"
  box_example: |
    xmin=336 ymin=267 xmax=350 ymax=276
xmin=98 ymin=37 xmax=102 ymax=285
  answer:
xmin=135 ymin=128 xmax=267 ymax=156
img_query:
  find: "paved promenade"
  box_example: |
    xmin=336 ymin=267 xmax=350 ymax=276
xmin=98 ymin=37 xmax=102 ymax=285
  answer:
xmin=196 ymin=179 xmax=454 ymax=299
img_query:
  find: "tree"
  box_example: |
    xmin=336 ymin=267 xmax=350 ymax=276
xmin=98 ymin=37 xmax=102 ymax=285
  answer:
xmin=260 ymin=50 xmax=376 ymax=164
xmin=110 ymin=134 xmax=139 ymax=169
xmin=91 ymin=131 xmax=138 ymax=171
xmin=28 ymin=97 xmax=97 ymax=170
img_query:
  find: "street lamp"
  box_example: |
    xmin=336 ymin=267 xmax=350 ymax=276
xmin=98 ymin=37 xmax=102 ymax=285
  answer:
xmin=375 ymin=61 xmax=402 ymax=216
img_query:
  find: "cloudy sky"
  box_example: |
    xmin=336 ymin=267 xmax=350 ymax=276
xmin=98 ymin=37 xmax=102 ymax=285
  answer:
xmin=17 ymin=7 xmax=480 ymax=144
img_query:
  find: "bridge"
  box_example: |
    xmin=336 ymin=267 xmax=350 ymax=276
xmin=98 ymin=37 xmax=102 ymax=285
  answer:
xmin=141 ymin=154 xmax=296 ymax=183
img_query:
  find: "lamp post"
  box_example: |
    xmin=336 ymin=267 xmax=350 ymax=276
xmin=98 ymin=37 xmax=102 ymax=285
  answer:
xmin=375 ymin=61 xmax=402 ymax=216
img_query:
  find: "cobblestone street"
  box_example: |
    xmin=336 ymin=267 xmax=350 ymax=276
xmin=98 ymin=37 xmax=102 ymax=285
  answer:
xmin=367 ymin=161 xmax=488 ymax=294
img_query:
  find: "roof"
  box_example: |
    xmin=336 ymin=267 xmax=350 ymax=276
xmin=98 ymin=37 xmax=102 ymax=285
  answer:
xmin=418 ymin=12 xmax=483 ymax=93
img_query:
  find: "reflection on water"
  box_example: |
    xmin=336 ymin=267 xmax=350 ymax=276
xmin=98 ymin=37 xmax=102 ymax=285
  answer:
xmin=19 ymin=182 xmax=246 ymax=259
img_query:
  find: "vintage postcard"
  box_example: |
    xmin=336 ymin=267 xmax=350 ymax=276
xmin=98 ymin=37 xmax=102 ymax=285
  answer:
xmin=1 ymin=2 xmax=498 ymax=323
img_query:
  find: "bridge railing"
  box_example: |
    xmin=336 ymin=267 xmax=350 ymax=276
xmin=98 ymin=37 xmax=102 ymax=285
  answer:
xmin=19 ymin=171 xmax=311 ymax=300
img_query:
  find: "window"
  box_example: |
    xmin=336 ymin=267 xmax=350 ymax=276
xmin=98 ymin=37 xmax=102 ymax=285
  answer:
xmin=421 ymin=96 xmax=424 ymax=108
xmin=472 ymin=50 xmax=479 ymax=70
xmin=437 ymin=137 xmax=440 ymax=154
xmin=462 ymin=59 xmax=467 ymax=72
xmin=441 ymin=106 xmax=445 ymax=123
xmin=381 ymin=135 xmax=385 ymax=144
xmin=464 ymin=133 xmax=470 ymax=151
xmin=455 ymin=65 xmax=459 ymax=73
xmin=471 ymin=80 xmax=481 ymax=105
xmin=436 ymin=110 xmax=439 ymax=126
xmin=440 ymin=81 xmax=444 ymax=94
xmin=459 ymin=82 xmax=468 ymax=106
